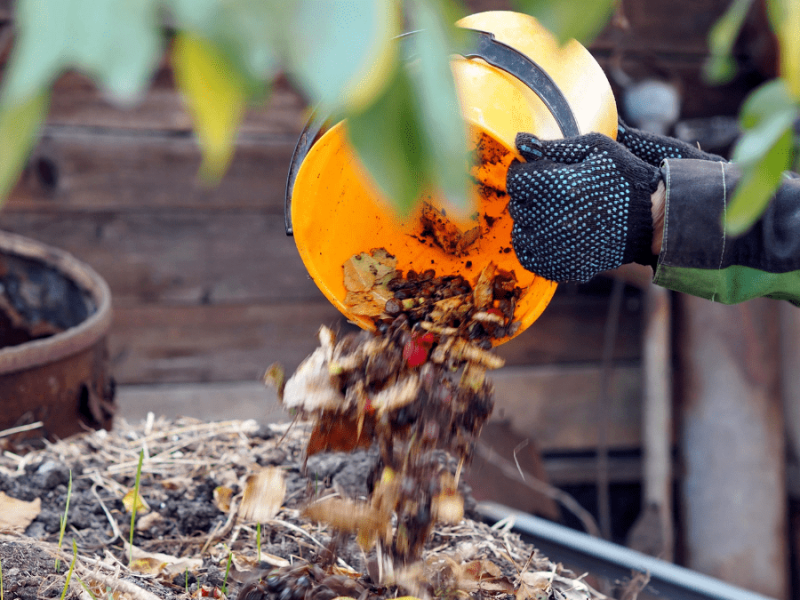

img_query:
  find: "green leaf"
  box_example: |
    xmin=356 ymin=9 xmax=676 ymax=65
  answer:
xmin=738 ymin=79 xmax=795 ymax=129
xmin=511 ymin=0 xmax=616 ymax=45
xmin=725 ymin=125 xmax=794 ymax=236
xmin=704 ymin=0 xmax=754 ymax=84
xmin=3 ymin=0 xmax=162 ymax=105
xmin=406 ymin=0 xmax=470 ymax=214
xmin=286 ymin=0 xmax=400 ymax=111
xmin=168 ymin=0 xmax=285 ymax=83
xmin=172 ymin=33 xmax=249 ymax=182
xmin=347 ymin=65 xmax=428 ymax=214
xmin=0 ymin=92 xmax=49 ymax=207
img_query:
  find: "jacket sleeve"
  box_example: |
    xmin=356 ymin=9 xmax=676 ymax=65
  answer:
xmin=653 ymin=158 xmax=800 ymax=305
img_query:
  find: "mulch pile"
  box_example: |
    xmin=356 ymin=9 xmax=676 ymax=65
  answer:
xmin=0 ymin=416 xmax=608 ymax=600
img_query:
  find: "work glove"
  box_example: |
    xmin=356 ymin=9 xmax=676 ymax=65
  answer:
xmin=507 ymin=132 xmax=661 ymax=283
xmin=616 ymin=119 xmax=726 ymax=166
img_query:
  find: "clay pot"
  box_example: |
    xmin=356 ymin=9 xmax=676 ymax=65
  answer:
xmin=0 ymin=231 xmax=115 ymax=441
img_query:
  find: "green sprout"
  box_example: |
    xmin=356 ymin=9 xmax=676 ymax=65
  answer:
xmin=222 ymin=550 xmax=233 ymax=596
xmin=129 ymin=449 xmax=145 ymax=566
xmin=55 ymin=470 xmax=73 ymax=572
xmin=59 ymin=539 xmax=78 ymax=600
xmin=256 ymin=523 xmax=262 ymax=563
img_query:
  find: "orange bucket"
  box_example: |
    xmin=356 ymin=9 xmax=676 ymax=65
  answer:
xmin=286 ymin=11 xmax=617 ymax=344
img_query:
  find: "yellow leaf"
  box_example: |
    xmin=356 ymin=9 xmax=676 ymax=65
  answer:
xmin=172 ymin=33 xmax=247 ymax=182
xmin=779 ymin=1 xmax=800 ymax=99
xmin=213 ymin=486 xmax=234 ymax=513
xmin=130 ymin=557 xmax=167 ymax=575
xmin=122 ymin=489 xmax=150 ymax=514
xmin=0 ymin=492 xmax=41 ymax=532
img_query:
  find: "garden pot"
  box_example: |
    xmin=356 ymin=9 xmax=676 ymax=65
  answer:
xmin=0 ymin=230 xmax=115 ymax=442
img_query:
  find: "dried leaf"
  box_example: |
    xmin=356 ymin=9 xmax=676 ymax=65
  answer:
xmin=307 ymin=413 xmax=374 ymax=456
xmin=240 ymin=467 xmax=286 ymax=522
xmin=130 ymin=557 xmax=168 ymax=575
xmin=473 ymin=262 xmax=496 ymax=309
xmin=421 ymin=202 xmax=480 ymax=256
xmin=0 ymin=492 xmax=40 ymax=532
xmin=263 ymin=363 xmax=286 ymax=399
xmin=371 ymin=375 xmax=421 ymax=416
xmin=135 ymin=511 xmax=163 ymax=532
xmin=129 ymin=545 xmax=202 ymax=577
xmin=282 ymin=346 xmax=345 ymax=413
xmin=213 ymin=486 xmax=234 ymax=513
xmin=343 ymin=253 xmax=378 ymax=292
xmin=123 ymin=489 xmax=150 ymax=514
xmin=303 ymin=497 xmax=390 ymax=549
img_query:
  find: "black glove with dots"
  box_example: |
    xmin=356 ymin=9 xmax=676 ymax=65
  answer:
xmin=616 ymin=119 xmax=726 ymax=166
xmin=507 ymin=132 xmax=661 ymax=283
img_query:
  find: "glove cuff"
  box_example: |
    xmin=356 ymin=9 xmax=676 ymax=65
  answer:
xmin=622 ymin=166 xmax=661 ymax=269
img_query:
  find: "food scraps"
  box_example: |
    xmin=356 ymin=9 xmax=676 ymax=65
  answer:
xmin=265 ymin=248 xmax=526 ymax=573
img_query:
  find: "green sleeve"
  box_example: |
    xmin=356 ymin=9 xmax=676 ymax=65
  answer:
xmin=653 ymin=159 xmax=800 ymax=305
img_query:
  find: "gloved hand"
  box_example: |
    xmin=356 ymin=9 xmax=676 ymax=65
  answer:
xmin=616 ymin=119 xmax=726 ymax=166
xmin=507 ymin=132 xmax=661 ymax=283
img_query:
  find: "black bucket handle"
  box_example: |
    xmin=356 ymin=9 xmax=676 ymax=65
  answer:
xmin=284 ymin=29 xmax=580 ymax=236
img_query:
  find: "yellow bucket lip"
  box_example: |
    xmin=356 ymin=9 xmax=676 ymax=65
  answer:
xmin=289 ymin=11 xmax=617 ymax=344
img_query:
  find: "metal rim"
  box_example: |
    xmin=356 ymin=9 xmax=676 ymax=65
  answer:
xmin=0 ymin=231 xmax=112 ymax=376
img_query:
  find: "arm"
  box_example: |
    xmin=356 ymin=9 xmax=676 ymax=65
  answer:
xmin=653 ymin=159 xmax=800 ymax=305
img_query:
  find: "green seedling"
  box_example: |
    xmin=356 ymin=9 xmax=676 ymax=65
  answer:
xmin=222 ymin=550 xmax=233 ymax=596
xmin=59 ymin=539 xmax=78 ymax=600
xmin=55 ymin=470 xmax=73 ymax=572
xmin=76 ymin=575 xmax=98 ymax=600
xmin=256 ymin=523 xmax=262 ymax=563
xmin=185 ymin=568 xmax=190 ymax=595
xmin=1 ymin=555 xmax=5 ymax=600
xmin=129 ymin=449 xmax=144 ymax=566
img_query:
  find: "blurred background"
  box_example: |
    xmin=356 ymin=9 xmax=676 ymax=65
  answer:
xmin=0 ymin=0 xmax=798 ymax=599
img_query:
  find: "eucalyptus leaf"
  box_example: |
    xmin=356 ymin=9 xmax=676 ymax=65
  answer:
xmin=172 ymin=34 xmax=249 ymax=182
xmin=347 ymin=65 xmax=428 ymax=215
xmin=739 ymin=79 xmax=795 ymax=129
xmin=512 ymin=0 xmax=616 ymax=44
xmin=3 ymin=0 xmax=161 ymax=105
xmin=704 ymin=0 xmax=754 ymax=84
xmin=287 ymin=0 xmax=400 ymax=111
xmin=725 ymin=125 xmax=793 ymax=236
xmin=0 ymin=92 xmax=50 ymax=206
xmin=168 ymin=0 xmax=285 ymax=83
xmin=406 ymin=0 xmax=470 ymax=214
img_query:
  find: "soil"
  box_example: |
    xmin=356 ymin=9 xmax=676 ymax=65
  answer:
xmin=0 ymin=417 xmax=607 ymax=600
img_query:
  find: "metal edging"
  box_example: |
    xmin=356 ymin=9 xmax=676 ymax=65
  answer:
xmin=475 ymin=502 xmax=778 ymax=600
xmin=283 ymin=28 xmax=579 ymax=236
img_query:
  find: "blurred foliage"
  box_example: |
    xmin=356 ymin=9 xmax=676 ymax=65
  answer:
xmin=0 ymin=0 xmax=615 ymax=215
xmin=0 ymin=0 xmax=797 ymax=234
xmin=706 ymin=0 xmax=800 ymax=235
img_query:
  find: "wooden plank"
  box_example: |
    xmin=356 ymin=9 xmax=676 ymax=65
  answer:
xmin=109 ymin=301 xmax=358 ymax=385
xmin=3 ymin=130 xmax=294 ymax=212
xmin=0 ymin=212 xmax=322 ymax=305
xmin=496 ymin=281 xmax=643 ymax=365
xmin=116 ymin=381 xmax=286 ymax=424
xmin=107 ymin=298 xmax=641 ymax=386
xmin=47 ymin=71 xmax=308 ymax=136
xmin=491 ymin=364 xmax=642 ymax=451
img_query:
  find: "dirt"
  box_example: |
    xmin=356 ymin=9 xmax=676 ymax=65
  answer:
xmin=0 ymin=417 xmax=606 ymax=600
